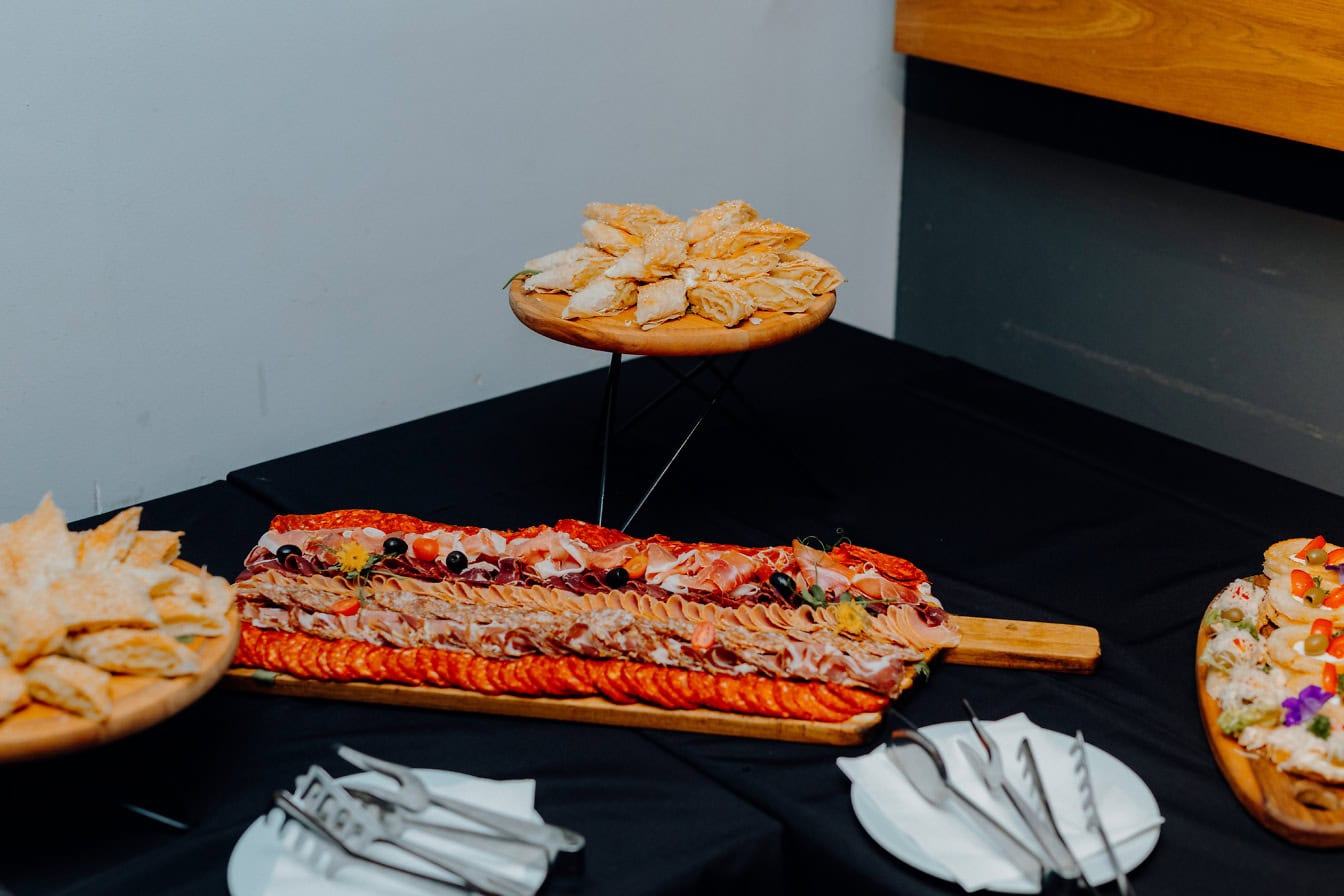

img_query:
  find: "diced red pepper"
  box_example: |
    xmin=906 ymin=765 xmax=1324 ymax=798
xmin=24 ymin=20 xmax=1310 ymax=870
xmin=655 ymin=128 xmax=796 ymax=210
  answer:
xmin=1311 ymin=618 xmax=1334 ymax=640
xmin=331 ymin=597 xmax=361 ymax=616
xmin=1328 ymin=548 xmax=1344 ymax=566
xmin=1324 ymin=586 xmax=1344 ymax=609
xmin=1328 ymin=635 xmax=1344 ymax=659
xmin=1292 ymin=569 xmax=1315 ymax=597
xmin=1296 ymin=536 xmax=1327 ymax=559
xmin=1324 ymin=662 xmax=1339 ymax=696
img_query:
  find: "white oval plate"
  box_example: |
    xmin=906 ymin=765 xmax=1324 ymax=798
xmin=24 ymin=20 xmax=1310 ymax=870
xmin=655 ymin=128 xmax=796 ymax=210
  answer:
xmin=851 ymin=721 xmax=1161 ymax=894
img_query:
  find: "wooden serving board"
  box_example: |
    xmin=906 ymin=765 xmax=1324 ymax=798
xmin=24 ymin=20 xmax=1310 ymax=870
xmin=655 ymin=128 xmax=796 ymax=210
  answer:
xmin=0 ymin=600 xmax=241 ymax=764
xmin=221 ymin=614 xmax=1097 ymax=745
xmin=508 ymin=279 xmax=836 ymax=357
xmin=1196 ymin=578 xmax=1344 ymax=846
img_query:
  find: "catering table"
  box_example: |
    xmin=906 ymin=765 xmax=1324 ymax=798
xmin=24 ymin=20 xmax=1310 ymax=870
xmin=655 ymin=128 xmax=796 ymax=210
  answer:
xmin=6 ymin=319 xmax=1343 ymax=894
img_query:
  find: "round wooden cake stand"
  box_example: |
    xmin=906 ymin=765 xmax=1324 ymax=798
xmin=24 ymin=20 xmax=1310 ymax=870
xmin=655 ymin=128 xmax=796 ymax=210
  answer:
xmin=507 ymin=277 xmax=836 ymax=529
xmin=507 ymin=280 xmax=835 ymax=357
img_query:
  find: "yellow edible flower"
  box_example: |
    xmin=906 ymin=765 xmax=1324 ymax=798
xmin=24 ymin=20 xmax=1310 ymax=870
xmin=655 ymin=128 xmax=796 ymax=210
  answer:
xmin=334 ymin=541 xmax=372 ymax=574
xmin=833 ymin=599 xmax=868 ymax=635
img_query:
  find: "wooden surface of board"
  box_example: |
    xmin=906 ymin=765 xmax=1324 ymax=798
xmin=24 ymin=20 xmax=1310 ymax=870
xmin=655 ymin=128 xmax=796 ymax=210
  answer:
xmin=945 ymin=614 xmax=1099 ymax=673
xmin=1196 ymin=579 xmax=1344 ymax=846
xmin=221 ymin=614 xmax=1097 ymax=744
xmin=508 ymin=278 xmax=835 ymax=357
xmin=893 ymin=0 xmax=1344 ymax=153
xmin=0 ymin=603 xmax=240 ymax=764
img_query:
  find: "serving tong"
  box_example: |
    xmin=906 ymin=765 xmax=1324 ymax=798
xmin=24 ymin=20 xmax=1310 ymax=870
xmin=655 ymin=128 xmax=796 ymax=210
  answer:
xmin=267 ymin=745 xmax=583 ymax=895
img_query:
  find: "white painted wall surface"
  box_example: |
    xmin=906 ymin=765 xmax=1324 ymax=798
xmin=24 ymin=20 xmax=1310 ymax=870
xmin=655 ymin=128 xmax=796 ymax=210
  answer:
xmin=1 ymin=1 xmax=905 ymax=521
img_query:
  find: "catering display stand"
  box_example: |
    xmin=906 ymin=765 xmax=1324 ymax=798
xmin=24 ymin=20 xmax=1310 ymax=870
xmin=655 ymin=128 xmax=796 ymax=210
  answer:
xmin=508 ymin=278 xmax=836 ymax=529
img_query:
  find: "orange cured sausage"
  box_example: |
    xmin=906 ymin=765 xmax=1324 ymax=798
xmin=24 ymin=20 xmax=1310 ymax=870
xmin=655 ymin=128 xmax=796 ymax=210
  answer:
xmin=232 ymin=624 xmax=888 ymax=721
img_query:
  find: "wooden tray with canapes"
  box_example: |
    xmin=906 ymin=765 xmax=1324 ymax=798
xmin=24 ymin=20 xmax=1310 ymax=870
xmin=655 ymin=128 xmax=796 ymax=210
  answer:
xmin=1196 ymin=574 xmax=1344 ymax=847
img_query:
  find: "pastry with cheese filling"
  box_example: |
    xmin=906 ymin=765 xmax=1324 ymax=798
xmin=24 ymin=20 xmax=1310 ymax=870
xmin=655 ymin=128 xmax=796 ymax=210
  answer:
xmin=684 ymin=199 xmax=758 ymax=244
xmin=50 ymin=570 xmax=161 ymax=632
xmin=65 ymin=628 xmax=200 ymax=677
xmin=582 ymin=202 xmax=679 ymax=238
xmin=562 ymin=277 xmax=638 ymax=320
xmin=636 ymin=278 xmax=688 ymax=330
xmin=687 ymin=281 xmax=754 ymax=328
xmin=0 ymin=663 xmax=30 ymax=720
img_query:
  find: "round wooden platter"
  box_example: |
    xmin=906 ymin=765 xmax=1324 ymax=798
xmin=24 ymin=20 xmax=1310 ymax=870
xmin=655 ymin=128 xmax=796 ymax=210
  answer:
xmin=0 ymin=569 xmax=241 ymax=764
xmin=508 ymin=277 xmax=836 ymax=357
xmin=1195 ymin=578 xmax=1344 ymax=846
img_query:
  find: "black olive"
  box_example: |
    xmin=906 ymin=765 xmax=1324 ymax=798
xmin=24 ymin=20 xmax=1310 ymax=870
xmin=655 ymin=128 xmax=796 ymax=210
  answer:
xmin=275 ymin=544 xmax=301 ymax=563
xmin=604 ymin=567 xmax=630 ymax=588
xmin=769 ymin=571 xmax=797 ymax=597
xmin=382 ymin=536 xmax=408 ymax=556
xmin=444 ymin=550 xmax=469 ymax=574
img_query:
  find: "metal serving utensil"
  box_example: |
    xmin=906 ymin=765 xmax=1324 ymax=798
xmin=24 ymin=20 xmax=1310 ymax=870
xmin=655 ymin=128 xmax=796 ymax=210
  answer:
xmin=335 ymin=745 xmax=586 ymax=866
xmin=271 ymin=790 xmax=472 ymax=894
xmin=960 ymin=700 xmax=1086 ymax=886
xmin=343 ymin=780 xmax=552 ymax=872
xmin=1017 ymin=739 xmax=1100 ymax=896
xmin=886 ymin=728 xmax=1049 ymax=885
xmin=1069 ymin=731 xmax=1136 ymax=896
xmin=294 ymin=764 xmax=545 ymax=896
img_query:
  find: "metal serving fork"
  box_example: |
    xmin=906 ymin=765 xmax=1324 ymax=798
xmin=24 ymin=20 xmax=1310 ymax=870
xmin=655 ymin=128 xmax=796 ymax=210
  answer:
xmin=960 ymin=700 xmax=1088 ymax=888
xmin=335 ymin=745 xmax=586 ymax=868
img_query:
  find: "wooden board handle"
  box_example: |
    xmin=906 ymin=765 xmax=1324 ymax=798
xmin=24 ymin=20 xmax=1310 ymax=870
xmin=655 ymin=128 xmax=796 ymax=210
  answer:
xmin=945 ymin=615 xmax=1100 ymax=673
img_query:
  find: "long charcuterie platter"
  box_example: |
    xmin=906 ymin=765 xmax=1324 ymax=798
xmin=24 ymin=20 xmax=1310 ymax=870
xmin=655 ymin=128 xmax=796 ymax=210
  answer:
xmin=223 ymin=510 xmax=1099 ymax=744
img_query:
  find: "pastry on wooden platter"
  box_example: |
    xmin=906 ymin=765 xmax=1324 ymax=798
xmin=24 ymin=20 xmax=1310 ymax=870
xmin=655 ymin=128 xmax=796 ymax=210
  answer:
xmin=517 ymin=200 xmax=844 ymax=330
xmin=1197 ymin=535 xmax=1344 ymax=845
xmin=0 ymin=495 xmax=240 ymax=762
xmin=228 ymin=510 xmax=959 ymax=738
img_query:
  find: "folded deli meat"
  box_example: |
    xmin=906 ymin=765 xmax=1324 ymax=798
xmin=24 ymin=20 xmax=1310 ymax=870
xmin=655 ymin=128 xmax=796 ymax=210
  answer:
xmin=233 ymin=511 xmax=960 ymax=720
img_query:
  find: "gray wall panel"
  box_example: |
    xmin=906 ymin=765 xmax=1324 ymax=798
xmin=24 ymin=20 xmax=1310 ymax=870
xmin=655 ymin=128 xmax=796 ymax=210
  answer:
xmin=898 ymin=104 xmax=1344 ymax=496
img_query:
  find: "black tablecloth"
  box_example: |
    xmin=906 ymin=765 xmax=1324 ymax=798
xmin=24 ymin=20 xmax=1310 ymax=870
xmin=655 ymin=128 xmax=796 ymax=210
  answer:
xmin=7 ymin=320 xmax=1344 ymax=894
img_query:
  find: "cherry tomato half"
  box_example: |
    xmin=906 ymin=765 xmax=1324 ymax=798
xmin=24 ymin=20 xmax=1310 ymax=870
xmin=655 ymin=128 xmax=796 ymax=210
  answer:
xmin=412 ymin=536 xmax=440 ymax=562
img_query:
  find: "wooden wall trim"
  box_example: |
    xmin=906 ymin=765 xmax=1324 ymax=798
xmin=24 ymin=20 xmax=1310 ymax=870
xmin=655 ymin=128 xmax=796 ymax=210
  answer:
xmin=893 ymin=1 xmax=1344 ymax=152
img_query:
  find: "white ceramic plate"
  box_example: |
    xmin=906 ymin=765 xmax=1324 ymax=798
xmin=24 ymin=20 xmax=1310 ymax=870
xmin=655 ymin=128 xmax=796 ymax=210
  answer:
xmin=227 ymin=768 xmax=543 ymax=896
xmin=851 ymin=721 xmax=1161 ymax=894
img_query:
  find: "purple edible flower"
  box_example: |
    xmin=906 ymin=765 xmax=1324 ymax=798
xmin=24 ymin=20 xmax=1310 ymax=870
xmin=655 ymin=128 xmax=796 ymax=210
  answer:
xmin=1283 ymin=684 xmax=1332 ymax=727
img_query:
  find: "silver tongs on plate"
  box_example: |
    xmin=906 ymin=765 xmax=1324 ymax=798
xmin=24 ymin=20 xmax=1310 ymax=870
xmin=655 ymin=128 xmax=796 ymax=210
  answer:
xmin=336 ymin=745 xmax=586 ymax=871
xmin=1070 ymin=731 xmax=1136 ymax=896
xmin=960 ymin=700 xmax=1099 ymax=895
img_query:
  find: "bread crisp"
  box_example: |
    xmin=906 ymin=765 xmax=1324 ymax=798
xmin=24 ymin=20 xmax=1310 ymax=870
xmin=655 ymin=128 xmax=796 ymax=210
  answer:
xmin=50 ymin=570 xmax=162 ymax=632
xmin=74 ymin=507 xmax=142 ymax=572
xmin=0 ymin=494 xmax=77 ymax=594
xmin=0 ymin=589 xmax=66 ymax=666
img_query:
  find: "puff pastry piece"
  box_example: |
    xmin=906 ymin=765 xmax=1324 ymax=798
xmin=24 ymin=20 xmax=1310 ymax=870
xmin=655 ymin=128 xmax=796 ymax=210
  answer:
xmin=636 ymin=278 xmax=688 ymax=330
xmin=124 ymin=530 xmax=183 ymax=568
xmin=523 ymin=252 xmax=615 ymax=293
xmin=773 ymin=250 xmax=845 ymax=295
xmin=562 ymin=276 xmax=638 ymax=320
xmin=0 ymin=494 xmax=77 ymax=594
xmin=24 ymin=655 xmax=112 ymax=721
xmin=582 ymin=202 xmax=680 ymax=238
xmin=687 ymin=281 xmax=755 ymax=328
xmin=74 ymin=507 xmax=141 ymax=572
xmin=65 ymin=628 xmax=200 ymax=677
xmin=524 ymin=244 xmax=609 ymax=272
xmin=685 ymin=200 xmax=758 ymax=244
xmin=738 ymin=275 xmax=816 ymax=313
xmin=0 ymin=589 xmax=66 ymax=666
xmin=604 ymin=222 xmax=688 ymax=281
xmin=678 ymin=251 xmax=778 ymax=284
xmin=0 ymin=663 xmax=28 ymax=719
xmin=690 ymin=219 xmax=809 ymax=259
xmin=581 ymin=220 xmax=642 ymax=255
xmin=50 ymin=570 xmax=161 ymax=632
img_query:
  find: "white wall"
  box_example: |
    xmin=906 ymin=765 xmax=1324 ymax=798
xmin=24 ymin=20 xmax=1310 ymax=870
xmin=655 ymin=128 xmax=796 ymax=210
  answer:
xmin=1 ymin=1 xmax=905 ymax=521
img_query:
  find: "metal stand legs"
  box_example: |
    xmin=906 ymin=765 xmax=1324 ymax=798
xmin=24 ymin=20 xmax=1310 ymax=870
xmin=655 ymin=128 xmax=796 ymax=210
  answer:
xmin=595 ymin=351 xmax=750 ymax=531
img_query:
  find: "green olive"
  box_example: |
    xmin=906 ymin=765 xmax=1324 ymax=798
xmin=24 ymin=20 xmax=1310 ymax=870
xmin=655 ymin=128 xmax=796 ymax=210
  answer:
xmin=1307 ymin=548 xmax=1329 ymax=565
xmin=1305 ymin=587 xmax=1330 ymax=607
xmin=1221 ymin=607 xmax=1245 ymax=623
xmin=1305 ymin=633 xmax=1330 ymax=655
